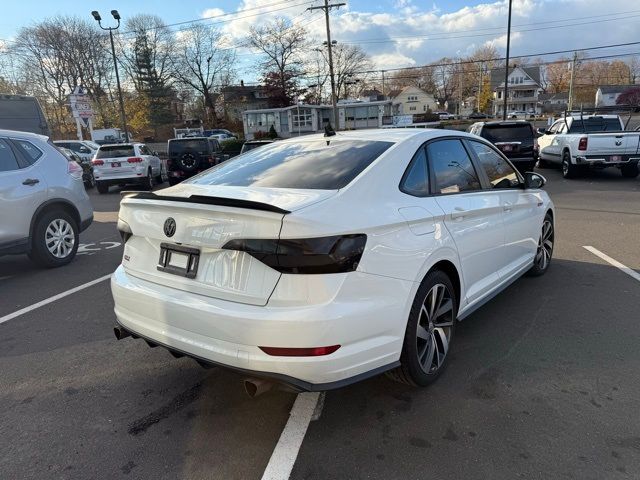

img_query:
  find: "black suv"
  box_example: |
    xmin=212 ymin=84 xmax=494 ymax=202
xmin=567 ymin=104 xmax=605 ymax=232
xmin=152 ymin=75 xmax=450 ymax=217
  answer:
xmin=468 ymin=121 xmax=538 ymax=173
xmin=166 ymin=137 xmax=222 ymax=185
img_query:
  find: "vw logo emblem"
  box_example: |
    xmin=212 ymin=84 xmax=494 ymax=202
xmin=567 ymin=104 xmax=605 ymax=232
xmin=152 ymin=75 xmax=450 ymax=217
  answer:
xmin=163 ymin=217 xmax=176 ymax=237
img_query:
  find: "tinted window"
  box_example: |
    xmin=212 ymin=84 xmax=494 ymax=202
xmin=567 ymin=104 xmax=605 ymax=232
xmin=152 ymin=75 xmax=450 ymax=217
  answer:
xmin=480 ymin=124 xmax=533 ymax=143
xmin=568 ymin=117 xmax=622 ymax=133
xmin=96 ymin=145 xmax=135 ymax=158
xmin=12 ymin=139 xmax=43 ymax=165
xmin=0 ymin=139 xmax=20 ymax=172
xmin=168 ymin=139 xmax=209 ymax=154
xmin=427 ymin=139 xmax=481 ymax=194
xmin=469 ymin=141 xmax=520 ymax=188
xmin=83 ymin=141 xmax=100 ymax=150
xmin=139 ymin=145 xmax=151 ymax=155
xmin=400 ymin=147 xmax=429 ymax=196
xmin=190 ymin=139 xmax=393 ymax=190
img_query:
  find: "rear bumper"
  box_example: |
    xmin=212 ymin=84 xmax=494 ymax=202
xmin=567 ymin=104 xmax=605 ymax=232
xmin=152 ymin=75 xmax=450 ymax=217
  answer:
xmin=575 ymin=155 xmax=639 ymax=167
xmin=110 ymin=265 xmax=412 ymax=388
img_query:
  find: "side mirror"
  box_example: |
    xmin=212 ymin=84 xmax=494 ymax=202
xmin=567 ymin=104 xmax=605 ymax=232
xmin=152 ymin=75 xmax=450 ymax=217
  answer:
xmin=537 ymin=128 xmax=548 ymax=136
xmin=524 ymin=171 xmax=546 ymax=189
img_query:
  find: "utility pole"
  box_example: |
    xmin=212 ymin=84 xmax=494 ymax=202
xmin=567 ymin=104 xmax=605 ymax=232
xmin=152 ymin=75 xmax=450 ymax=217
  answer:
xmin=478 ymin=62 xmax=483 ymax=113
xmin=568 ymin=51 xmax=578 ymax=111
xmin=381 ymin=70 xmax=386 ymax=96
xmin=502 ymin=0 xmax=513 ymax=120
xmin=308 ymin=0 xmax=345 ymax=130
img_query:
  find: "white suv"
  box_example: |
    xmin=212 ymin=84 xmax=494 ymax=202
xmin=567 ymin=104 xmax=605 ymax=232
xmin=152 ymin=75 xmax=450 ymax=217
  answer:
xmin=93 ymin=143 xmax=165 ymax=194
xmin=0 ymin=129 xmax=93 ymax=267
xmin=111 ymin=129 xmax=554 ymax=391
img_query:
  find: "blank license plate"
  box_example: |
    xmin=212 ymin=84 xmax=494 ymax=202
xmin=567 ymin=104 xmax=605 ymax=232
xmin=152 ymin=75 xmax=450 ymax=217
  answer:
xmin=157 ymin=243 xmax=199 ymax=278
xmin=111 ymin=162 xmax=121 ymax=167
xmin=501 ymin=145 xmax=513 ymax=152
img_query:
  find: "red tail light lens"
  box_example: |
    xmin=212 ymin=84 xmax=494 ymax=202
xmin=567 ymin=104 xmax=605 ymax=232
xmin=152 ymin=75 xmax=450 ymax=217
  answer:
xmin=222 ymin=234 xmax=367 ymax=274
xmin=67 ymin=160 xmax=83 ymax=179
xmin=578 ymin=137 xmax=588 ymax=151
xmin=92 ymin=159 xmax=104 ymax=166
xmin=127 ymin=157 xmax=143 ymax=163
xmin=259 ymin=345 xmax=340 ymax=356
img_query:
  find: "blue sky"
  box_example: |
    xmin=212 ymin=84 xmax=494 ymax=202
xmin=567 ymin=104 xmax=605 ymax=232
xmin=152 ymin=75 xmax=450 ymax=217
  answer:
xmin=2 ymin=0 xmax=639 ymax=78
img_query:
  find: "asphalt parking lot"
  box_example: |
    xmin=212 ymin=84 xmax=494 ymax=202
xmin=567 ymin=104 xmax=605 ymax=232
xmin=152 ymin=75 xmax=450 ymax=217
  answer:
xmin=1 ymin=167 xmax=639 ymax=480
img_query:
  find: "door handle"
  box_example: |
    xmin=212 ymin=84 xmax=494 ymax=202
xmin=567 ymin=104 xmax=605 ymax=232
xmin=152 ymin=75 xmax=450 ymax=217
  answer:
xmin=451 ymin=207 xmax=466 ymax=220
xmin=22 ymin=178 xmax=40 ymax=186
xmin=503 ymin=203 xmax=513 ymax=212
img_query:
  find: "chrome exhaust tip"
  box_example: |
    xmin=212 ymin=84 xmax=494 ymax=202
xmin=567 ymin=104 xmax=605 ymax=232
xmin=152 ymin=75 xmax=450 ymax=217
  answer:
xmin=244 ymin=378 xmax=274 ymax=398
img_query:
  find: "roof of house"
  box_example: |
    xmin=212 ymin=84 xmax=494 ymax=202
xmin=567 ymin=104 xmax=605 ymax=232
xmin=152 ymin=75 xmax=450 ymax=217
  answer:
xmin=387 ymin=85 xmax=433 ymax=99
xmin=538 ymin=92 xmax=569 ymax=101
xmin=220 ymin=85 xmax=268 ymax=102
xmin=490 ymin=66 xmax=541 ymax=88
xmin=597 ymin=85 xmax=639 ymax=94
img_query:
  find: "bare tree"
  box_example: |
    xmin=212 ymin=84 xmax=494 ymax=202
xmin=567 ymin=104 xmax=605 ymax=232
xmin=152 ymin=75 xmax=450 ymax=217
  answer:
xmin=331 ymin=44 xmax=373 ymax=99
xmin=170 ymin=23 xmax=235 ymax=125
xmin=249 ymin=18 xmax=308 ymax=106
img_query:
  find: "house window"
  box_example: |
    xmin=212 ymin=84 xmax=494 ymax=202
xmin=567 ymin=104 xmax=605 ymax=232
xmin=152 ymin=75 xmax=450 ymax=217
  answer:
xmin=293 ymin=108 xmax=313 ymax=128
xmin=409 ymin=106 xmax=416 ymax=111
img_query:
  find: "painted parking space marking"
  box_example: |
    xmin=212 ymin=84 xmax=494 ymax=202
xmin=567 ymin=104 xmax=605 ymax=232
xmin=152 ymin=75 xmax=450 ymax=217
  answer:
xmin=0 ymin=274 xmax=112 ymax=325
xmin=583 ymin=246 xmax=640 ymax=283
xmin=77 ymin=241 xmax=122 ymax=255
xmin=261 ymin=392 xmax=322 ymax=480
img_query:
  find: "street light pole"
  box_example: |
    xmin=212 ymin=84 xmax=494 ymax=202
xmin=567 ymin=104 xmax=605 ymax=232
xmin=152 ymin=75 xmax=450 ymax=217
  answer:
xmin=92 ymin=10 xmax=129 ymax=142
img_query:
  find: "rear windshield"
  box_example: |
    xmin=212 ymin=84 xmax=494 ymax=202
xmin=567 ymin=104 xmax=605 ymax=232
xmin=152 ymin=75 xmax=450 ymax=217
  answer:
xmin=96 ymin=145 xmax=135 ymax=158
xmin=568 ymin=117 xmax=622 ymax=133
xmin=189 ymin=139 xmax=393 ymax=190
xmin=168 ymin=139 xmax=208 ymax=153
xmin=481 ymin=125 xmax=533 ymax=143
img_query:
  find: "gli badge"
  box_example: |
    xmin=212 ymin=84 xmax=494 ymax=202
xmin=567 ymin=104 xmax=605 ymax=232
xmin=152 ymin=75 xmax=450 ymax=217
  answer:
xmin=163 ymin=217 xmax=176 ymax=237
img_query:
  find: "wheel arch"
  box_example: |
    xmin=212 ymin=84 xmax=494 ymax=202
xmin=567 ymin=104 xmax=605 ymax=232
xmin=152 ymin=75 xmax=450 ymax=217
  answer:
xmin=29 ymin=199 xmax=81 ymax=247
xmin=426 ymin=259 xmax=461 ymax=315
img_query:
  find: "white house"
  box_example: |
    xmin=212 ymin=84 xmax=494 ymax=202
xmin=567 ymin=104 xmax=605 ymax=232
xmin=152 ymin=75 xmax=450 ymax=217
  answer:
xmin=388 ymin=86 xmax=437 ymax=115
xmin=595 ymin=85 xmax=638 ymax=107
xmin=242 ymin=100 xmax=392 ymax=140
xmin=491 ymin=66 xmax=543 ymax=116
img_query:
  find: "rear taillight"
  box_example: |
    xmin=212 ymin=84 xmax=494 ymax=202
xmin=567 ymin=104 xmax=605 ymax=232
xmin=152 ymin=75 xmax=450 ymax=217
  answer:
xmin=259 ymin=345 xmax=341 ymax=357
xmin=92 ymin=159 xmax=104 ymax=166
xmin=222 ymin=234 xmax=367 ymax=274
xmin=578 ymin=137 xmax=588 ymax=151
xmin=117 ymin=218 xmax=132 ymax=244
xmin=127 ymin=157 xmax=143 ymax=163
xmin=67 ymin=160 xmax=83 ymax=179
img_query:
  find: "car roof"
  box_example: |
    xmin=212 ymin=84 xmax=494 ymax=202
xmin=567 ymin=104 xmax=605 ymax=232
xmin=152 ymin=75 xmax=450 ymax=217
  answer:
xmin=0 ymin=128 xmax=49 ymax=142
xmin=275 ymin=128 xmax=480 ymax=145
xmin=169 ymin=137 xmax=210 ymax=141
xmin=98 ymin=143 xmax=138 ymax=148
xmin=477 ymin=120 xmax=532 ymax=126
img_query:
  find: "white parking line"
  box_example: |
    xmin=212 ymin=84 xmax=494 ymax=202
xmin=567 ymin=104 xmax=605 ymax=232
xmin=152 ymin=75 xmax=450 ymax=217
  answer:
xmin=583 ymin=246 xmax=640 ymax=283
xmin=261 ymin=392 xmax=321 ymax=480
xmin=0 ymin=274 xmax=112 ymax=325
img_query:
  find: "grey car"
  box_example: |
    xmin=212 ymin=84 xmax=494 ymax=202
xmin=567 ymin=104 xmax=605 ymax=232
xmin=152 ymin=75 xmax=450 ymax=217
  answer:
xmin=0 ymin=129 xmax=93 ymax=267
xmin=53 ymin=140 xmax=99 ymax=162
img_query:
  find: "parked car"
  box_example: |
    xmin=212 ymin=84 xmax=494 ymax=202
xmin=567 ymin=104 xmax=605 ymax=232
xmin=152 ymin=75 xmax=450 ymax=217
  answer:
xmin=0 ymin=94 xmax=49 ymax=135
xmin=166 ymin=137 xmax=223 ymax=186
xmin=506 ymin=110 xmax=536 ymax=120
xmin=239 ymin=139 xmax=274 ymax=154
xmin=204 ymin=129 xmax=237 ymax=139
xmin=0 ymin=129 xmax=93 ymax=267
xmin=468 ymin=121 xmax=538 ymax=173
xmin=53 ymin=140 xmax=99 ymax=162
xmin=93 ymin=143 xmax=165 ymax=194
xmin=468 ymin=112 xmax=491 ymax=120
xmin=537 ymin=114 xmax=640 ymax=178
xmin=436 ymin=111 xmax=456 ymax=120
xmin=111 ymin=129 xmax=554 ymax=392
xmin=58 ymin=147 xmax=95 ymax=189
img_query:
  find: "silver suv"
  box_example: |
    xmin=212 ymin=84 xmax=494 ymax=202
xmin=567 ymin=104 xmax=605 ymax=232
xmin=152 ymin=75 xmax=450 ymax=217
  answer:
xmin=0 ymin=130 xmax=93 ymax=267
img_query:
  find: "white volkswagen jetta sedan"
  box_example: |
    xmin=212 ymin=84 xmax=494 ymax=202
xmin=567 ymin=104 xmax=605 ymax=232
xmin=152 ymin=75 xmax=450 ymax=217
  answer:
xmin=111 ymin=129 xmax=554 ymax=391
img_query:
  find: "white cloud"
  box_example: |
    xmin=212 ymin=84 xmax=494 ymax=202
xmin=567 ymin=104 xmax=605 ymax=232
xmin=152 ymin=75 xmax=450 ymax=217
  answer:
xmin=201 ymin=8 xmax=225 ymax=19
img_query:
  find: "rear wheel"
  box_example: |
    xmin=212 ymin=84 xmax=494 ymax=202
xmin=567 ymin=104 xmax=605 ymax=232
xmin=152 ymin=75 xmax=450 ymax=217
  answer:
xmin=621 ymin=162 xmax=639 ymax=178
xmin=527 ymin=214 xmax=554 ymax=276
xmin=386 ymin=270 xmax=456 ymax=387
xmin=84 ymin=172 xmax=96 ymax=189
xmin=96 ymin=181 xmax=109 ymax=194
xmin=561 ymin=151 xmax=580 ymax=179
xmin=143 ymin=169 xmax=154 ymax=190
xmin=28 ymin=210 xmax=79 ymax=268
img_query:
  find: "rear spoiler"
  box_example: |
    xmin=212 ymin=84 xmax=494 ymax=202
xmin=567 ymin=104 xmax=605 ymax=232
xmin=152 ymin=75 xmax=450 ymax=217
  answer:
xmin=121 ymin=191 xmax=291 ymax=214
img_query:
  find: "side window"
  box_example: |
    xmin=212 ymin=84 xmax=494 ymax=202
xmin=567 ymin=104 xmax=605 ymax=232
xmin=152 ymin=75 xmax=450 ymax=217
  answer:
xmin=139 ymin=145 xmax=150 ymax=155
xmin=427 ymin=139 xmax=481 ymax=194
xmin=400 ymin=147 xmax=429 ymax=196
xmin=0 ymin=139 xmax=21 ymax=172
xmin=469 ymin=141 xmax=520 ymax=189
xmin=549 ymin=121 xmax=562 ymax=134
xmin=11 ymin=139 xmax=43 ymax=165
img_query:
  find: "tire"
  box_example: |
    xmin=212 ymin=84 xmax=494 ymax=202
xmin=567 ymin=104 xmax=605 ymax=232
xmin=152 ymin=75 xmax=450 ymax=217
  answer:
xmin=621 ymin=162 xmax=639 ymax=178
xmin=386 ymin=270 xmax=457 ymax=387
xmin=527 ymin=213 xmax=554 ymax=277
xmin=179 ymin=152 xmax=200 ymax=173
xmin=96 ymin=181 xmax=109 ymax=194
xmin=537 ymin=157 xmax=551 ymax=169
xmin=168 ymin=177 xmax=181 ymax=186
xmin=84 ymin=172 xmax=96 ymax=189
xmin=28 ymin=210 xmax=79 ymax=268
xmin=143 ymin=169 xmax=154 ymax=190
xmin=561 ymin=151 xmax=580 ymax=179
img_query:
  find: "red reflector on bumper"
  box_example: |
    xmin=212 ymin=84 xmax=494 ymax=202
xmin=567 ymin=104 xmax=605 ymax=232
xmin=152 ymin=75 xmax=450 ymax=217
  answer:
xmin=259 ymin=345 xmax=340 ymax=357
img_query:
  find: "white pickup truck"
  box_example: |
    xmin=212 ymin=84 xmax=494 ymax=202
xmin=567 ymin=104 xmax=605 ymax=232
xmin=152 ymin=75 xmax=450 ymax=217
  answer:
xmin=537 ymin=114 xmax=640 ymax=178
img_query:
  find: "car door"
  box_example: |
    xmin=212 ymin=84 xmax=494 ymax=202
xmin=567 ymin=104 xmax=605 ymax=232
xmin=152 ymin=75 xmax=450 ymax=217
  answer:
xmin=538 ymin=120 xmax=563 ymax=162
xmin=426 ymin=138 xmax=505 ymax=305
xmin=138 ymin=144 xmax=159 ymax=175
xmin=466 ymin=140 xmax=539 ymax=279
xmin=0 ymin=138 xmax=48 ymax=244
